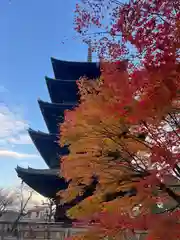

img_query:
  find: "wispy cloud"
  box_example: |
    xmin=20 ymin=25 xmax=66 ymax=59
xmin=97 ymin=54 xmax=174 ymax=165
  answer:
xmin=6 ymin=185 xmax=46 ymax=210
xmin=0 ymin=103 xmax=32 ymax=146
xmin=0 ymin=150 xmax=40 ymax=159
xmin=8 ymin=134 xmax=32 ymax=145
xmin=0 ymin=94 xmax=40 ymax=162
xmin=23 ymin=189 xmax=46 ymax=207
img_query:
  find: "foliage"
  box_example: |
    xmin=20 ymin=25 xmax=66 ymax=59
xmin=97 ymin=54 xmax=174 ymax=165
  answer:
xmin=59 ymin=0 xmax=180 ymax=239
xmin=74 ymin=0 xmax=180 ymax=66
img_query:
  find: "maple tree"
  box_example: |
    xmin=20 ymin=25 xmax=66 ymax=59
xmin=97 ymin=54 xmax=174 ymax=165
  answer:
xmin=74 ymin=0 xmax=179 ymax=66
xmin=59 ymin=0 xmax=180 ymax=239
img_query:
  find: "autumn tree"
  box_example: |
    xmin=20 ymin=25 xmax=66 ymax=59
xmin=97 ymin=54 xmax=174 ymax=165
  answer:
xmin=59 ymin=0 xmax=180 ymax=239
xmin=74 ymin=0 xmax=179 ymax=66
xmin=60 ymin=64 xmax=180 ymax=239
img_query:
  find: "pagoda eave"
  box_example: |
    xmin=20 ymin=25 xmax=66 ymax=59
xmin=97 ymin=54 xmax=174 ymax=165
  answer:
xmin=38 ymin=99 xmax=76 ymax=134
xmin=28 ymin=129 xmax=69 ymax=169
xmin=16 ymin=166 xmax=68 ymax=198
xmin=51 ymin=57 xmax=100 ymax=80
xmin=45 ymin=77 xmax=79 ymax=104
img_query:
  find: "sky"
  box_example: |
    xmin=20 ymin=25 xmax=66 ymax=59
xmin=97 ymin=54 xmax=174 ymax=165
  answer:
xmin=0 ymin=0 xmax=89 ymax=192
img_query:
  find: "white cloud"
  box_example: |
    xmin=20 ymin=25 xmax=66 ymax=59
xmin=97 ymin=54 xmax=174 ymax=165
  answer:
xmin=0 ymin=102 xmax=40 ymax=164
xmin=6 ymin=185 xmax=46 ymax=210
xmin=0 ymin=150 xmax=39 ymax=159
xmin=17 ymin=187 xmax=46 ymax=207
xmin=0 ymin=103 xmax=32 ymax=146
xmin=25 ymin=190 xmax=46 ymax=207
xmin=8 ymin=134 xmax=32 ymax=145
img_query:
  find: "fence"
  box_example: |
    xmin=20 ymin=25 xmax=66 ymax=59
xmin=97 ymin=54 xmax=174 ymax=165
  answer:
xmin=0 ymin=221 xmax=147 ymax=240
xmin=0 ymin=221 xmax=86 ymax=240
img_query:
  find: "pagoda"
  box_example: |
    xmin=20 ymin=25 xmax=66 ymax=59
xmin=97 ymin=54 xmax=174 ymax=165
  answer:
xmin=16 ymin=48 xmax=101 ymax=222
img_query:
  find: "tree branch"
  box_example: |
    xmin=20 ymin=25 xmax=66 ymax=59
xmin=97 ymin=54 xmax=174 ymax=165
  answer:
xmin=159 ymin=182 xmax=180 ymax=204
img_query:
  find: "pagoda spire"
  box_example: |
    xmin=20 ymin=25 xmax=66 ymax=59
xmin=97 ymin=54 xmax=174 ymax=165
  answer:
xmin=87 ymin=39 xmax=92 ymax=62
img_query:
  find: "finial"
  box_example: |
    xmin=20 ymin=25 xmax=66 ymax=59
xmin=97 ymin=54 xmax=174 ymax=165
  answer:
xmin=87 ymin=39 xmax=92 ymax=63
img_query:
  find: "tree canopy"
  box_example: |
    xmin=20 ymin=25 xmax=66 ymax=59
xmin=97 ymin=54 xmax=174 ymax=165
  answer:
xmin=59 ymin=0 xmax=180 ymax=239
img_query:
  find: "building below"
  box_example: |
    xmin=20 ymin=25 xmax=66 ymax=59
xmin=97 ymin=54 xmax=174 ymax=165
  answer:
xmin=0 ymin=217 xmax=147 ymax=240
xmin=0 ymin=205 xmax=54 ymax=223
xmin=0 ymin=215 xmax=85 ymax=240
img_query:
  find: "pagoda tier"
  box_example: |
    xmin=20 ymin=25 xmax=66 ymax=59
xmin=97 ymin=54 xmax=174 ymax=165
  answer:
xmin=45 ymin=77 xmax=79 ymax=104
xmin=16 ymin=58 xmax=102 ymax=222
xmin=38 ymin=100 xmax=76 ymax=134
xmin=16 ymin=166 xmax=68 ymax=198
xmin=16 ymin=166 xmax=98 ymax=204
xmin=51 ymin=58 xmax=100 ymax=80
xmin=28 ymin=129 xmax=69 ymax=169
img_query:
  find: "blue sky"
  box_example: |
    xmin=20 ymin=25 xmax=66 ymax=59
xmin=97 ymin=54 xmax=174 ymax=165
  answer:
xmin=0 ymin=0 xmax=90 ymax=188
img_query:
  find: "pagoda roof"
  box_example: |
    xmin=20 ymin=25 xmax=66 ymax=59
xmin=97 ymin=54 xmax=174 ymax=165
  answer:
xmin=16 ymin=166 xmax=68 ymax=198
xmin=45 ymin=77 xmax=79 ymax=104
xmin=38 ymin=100 xmax=76 ymax=134
xmin=17 ymin=166 xmax=59 ymax=175
xmin=28 ymin=129 xmax=69 ymax=169
xmin=51 ymin=58 xmax=100 ymax=80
